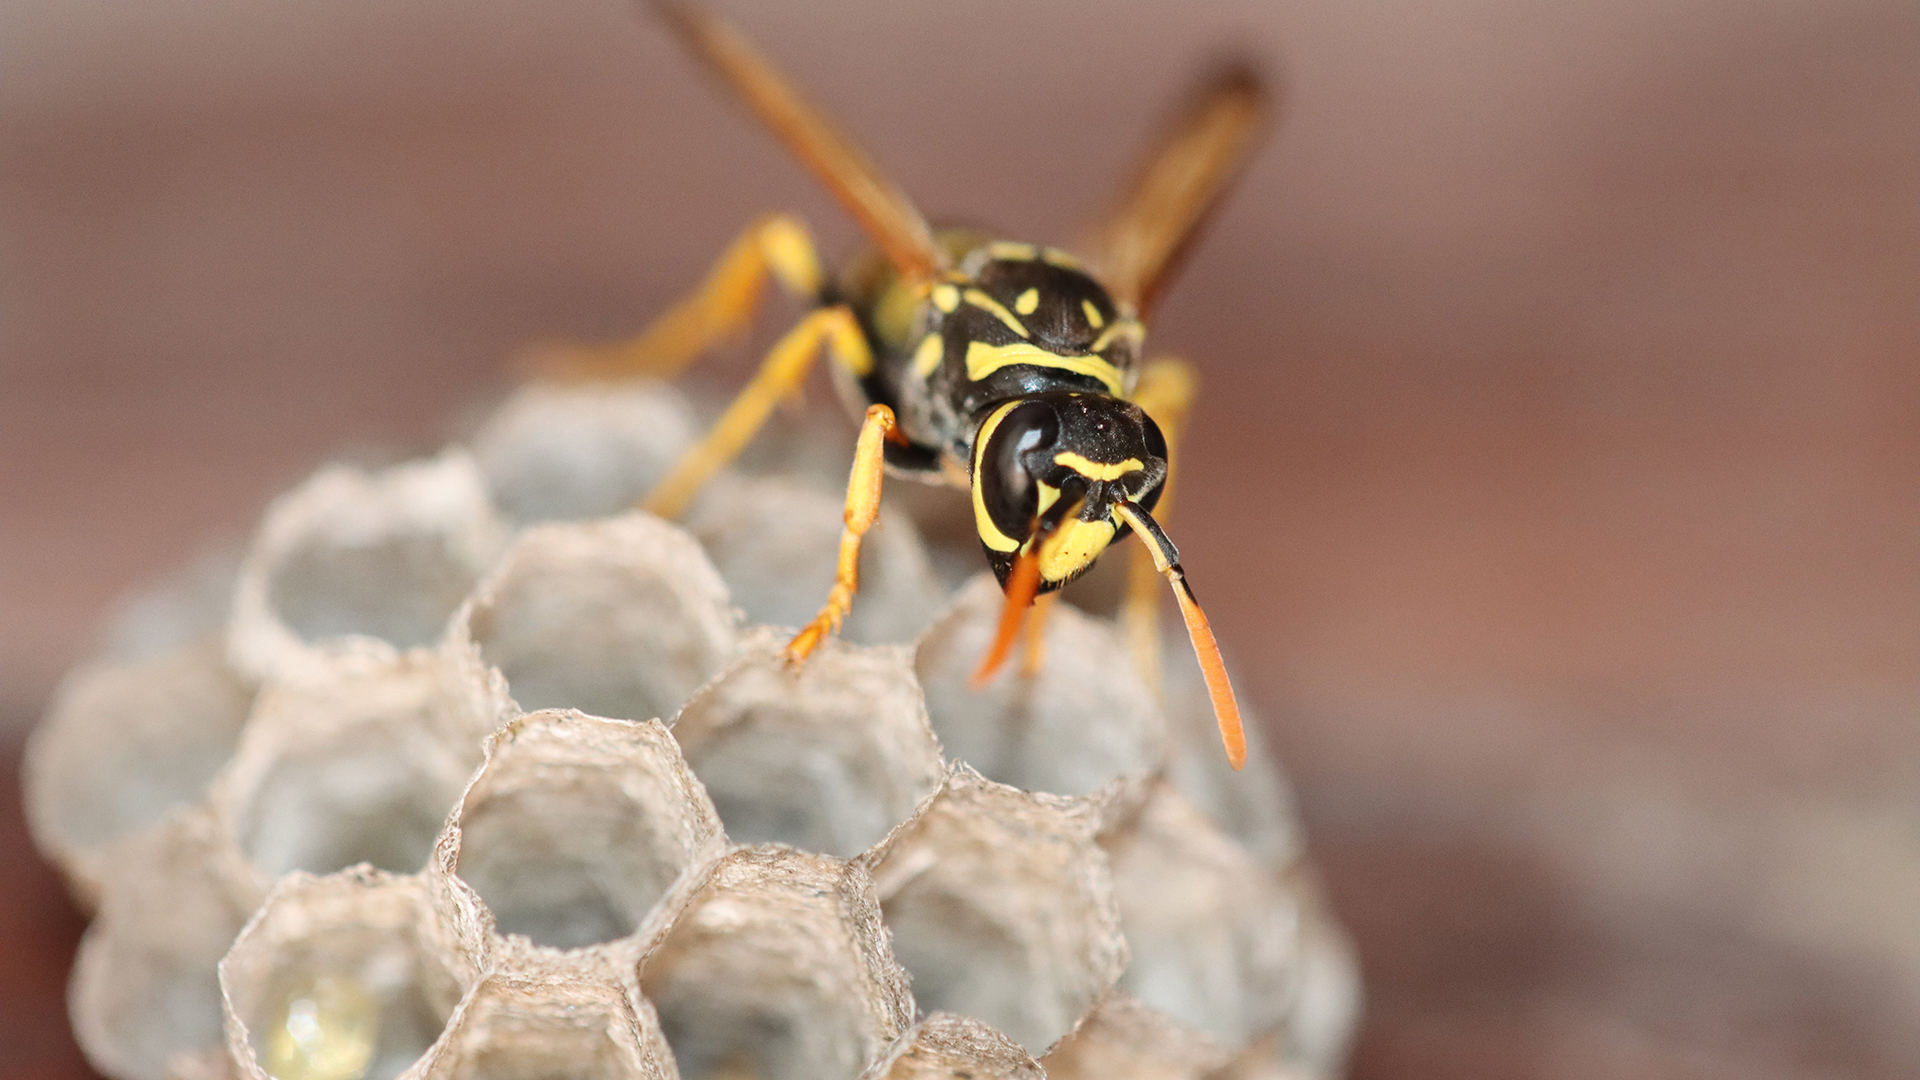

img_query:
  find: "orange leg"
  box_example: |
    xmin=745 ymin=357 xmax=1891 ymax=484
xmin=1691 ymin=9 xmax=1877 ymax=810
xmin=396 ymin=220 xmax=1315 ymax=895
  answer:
xmin=786 ymin=404 xmax=897 ymax=663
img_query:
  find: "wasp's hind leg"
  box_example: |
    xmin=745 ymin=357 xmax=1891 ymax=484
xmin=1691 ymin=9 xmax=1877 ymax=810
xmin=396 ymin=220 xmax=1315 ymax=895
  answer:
xmin=785 ymin=403 xmax=898 ymax=663
xmin=1123 ymin=356 xmax=1199 ymax=693
xmin=644 ymin=304 xmax=873 ymax=518
xmin=528 ymin=213 xmax=825 ymax=381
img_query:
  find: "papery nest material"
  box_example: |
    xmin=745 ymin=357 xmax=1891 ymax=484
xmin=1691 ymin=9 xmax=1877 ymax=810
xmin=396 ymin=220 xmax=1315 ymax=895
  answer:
xmin=26 ymin=378 xmax=1359 ymax=1080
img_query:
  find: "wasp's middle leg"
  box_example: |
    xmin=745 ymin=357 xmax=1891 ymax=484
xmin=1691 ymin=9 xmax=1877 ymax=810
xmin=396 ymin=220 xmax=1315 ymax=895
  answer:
xmin=531 ymin=213 xmax=825 ymax=381
xmin=643 ymin=303 xmax=873 ymax=519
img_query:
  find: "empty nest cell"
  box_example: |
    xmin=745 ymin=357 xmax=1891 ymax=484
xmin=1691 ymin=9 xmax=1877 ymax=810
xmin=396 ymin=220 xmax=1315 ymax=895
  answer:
xmin=1037 ymin=990 xmax=1234 ymax=1080
xmin=670 ymin=630 xmax=944 ymax=858
xmin=444 ymin=710 xmax=725 ymax=950
xmin=684 ymin=473 xmax=948 ymax=647
xmin=471 ymin=381 xmax=699 ymax=526
xmin=223 ymin=651 xmax=481 ymax=879
xmin=639 ymin=848 xmax=912 ymax=1080
xmin=1101 ymin=781 xmax=1300 ymax=1052
xmin=460 ymin=514 xmax=737 ymax=725
xmin=866 ymin=768 xmax=1125 ymax=1056
xmin=25 ymin=638 xmax=253 ymax=897
xmin=231 ymin=453 xmax=505 ymax=680
xmin=864 ymin=1013 xmax=1043 ymax=1080
xmin=427 ymin=973 xmax=671 ymax=1080
xmin=70 ymin=806 xmax=262 ymax=1080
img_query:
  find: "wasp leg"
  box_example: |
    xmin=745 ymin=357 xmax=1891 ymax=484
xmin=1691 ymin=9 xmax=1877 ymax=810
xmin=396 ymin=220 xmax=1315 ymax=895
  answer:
xmin=786 ymin=403 xmax=896 ymax=663
xmin=1020 ymin=591 xmax=1061 ymax=676
xmin=644 ymin=304 xmax=873 ymax=519
xmin=530 ymin=213 xmax=824 ymax=381
xmin=1124 ymin=356 xmax=1199 ymax=692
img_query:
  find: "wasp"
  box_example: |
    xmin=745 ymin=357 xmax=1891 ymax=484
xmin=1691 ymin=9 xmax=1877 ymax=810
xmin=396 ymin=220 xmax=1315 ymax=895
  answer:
xmin=542 ymin=1 xmax=1267 ymax=768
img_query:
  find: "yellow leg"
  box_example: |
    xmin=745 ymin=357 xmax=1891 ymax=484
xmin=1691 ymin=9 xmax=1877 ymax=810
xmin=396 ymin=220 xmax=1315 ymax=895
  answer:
xmin=786 ymin=404 xmax=897 ymax=663
xmin=643 ymin=304 xmax=873 ymax=519
xmin=1124 ymin=357 xmax=1199 ymax=692
xmin=529 ymin=214 xmax=825 ymax=381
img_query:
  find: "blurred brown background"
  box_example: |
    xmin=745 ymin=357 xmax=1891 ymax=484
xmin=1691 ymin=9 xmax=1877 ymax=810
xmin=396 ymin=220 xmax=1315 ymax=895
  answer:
xmin=3 ymin=0 xmax=1917 ymax=1077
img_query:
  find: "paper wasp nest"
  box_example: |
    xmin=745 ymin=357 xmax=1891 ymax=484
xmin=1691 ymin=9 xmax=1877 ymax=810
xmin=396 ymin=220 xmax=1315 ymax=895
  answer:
xmin=25 ymin=379 xmax=1360 ymax=1080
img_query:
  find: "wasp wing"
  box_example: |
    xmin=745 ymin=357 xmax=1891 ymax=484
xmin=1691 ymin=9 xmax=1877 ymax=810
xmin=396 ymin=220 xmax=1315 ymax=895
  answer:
xmin=1092 ymin=64 xmax=1269 ymax=318
xmin=652 ymin=1 xmax=945 ymax=284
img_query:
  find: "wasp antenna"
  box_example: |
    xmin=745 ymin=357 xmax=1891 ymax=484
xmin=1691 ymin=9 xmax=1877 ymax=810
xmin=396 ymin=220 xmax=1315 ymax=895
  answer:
xmin=1113 ymin=502 xmax=1246 ymax=770
xmin=972 ymin=546 xmax=1042 ymax=688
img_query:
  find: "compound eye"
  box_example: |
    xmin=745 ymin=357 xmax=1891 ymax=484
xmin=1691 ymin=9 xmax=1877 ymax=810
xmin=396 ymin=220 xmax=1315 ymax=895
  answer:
xmin=1134 ymin=411 xmax=1169 ymax=512
xmin=978 ymin=401 xmax=1059 ymax=542
xmin=1140 ymin=411 xmax=1169 ymax=463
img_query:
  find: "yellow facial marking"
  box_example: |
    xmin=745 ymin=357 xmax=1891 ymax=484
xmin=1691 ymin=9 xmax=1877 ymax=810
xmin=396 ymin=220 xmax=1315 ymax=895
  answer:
xmin=1053 ymin=452 xmax=1143 ymax=482
xmin=987 ymin=241 xmax=1038 ymax=261
xmin=1015 ymin=288 xmax=1040 ymax=316
xmin=1080 ymin=299 xmax=1106 ymax=329
xmin=1036 ymin=481 xmax=1061 ymax=518
xmin=970 ymin=401 xmax=1023 ymax=553
xmin=912 ymin=334 xmax=945 ymax=378
xmin=932 ymin=284 xmax=961 ymax=312
xmin=963 ymin=289 xmax=1029 ymax=338
xmin=965 ymin=341 xmax=1125 ymax=396
xmin=1040 ymin=247 xmax=1084 ymax=269
xmin=1035 ymin=515 xmax=1117 ymax=584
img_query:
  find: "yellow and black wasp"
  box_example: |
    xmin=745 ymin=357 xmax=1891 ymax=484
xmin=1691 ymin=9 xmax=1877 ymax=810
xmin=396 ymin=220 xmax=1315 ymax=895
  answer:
xmin=544 ymin=1 xmax=1268 ymax=768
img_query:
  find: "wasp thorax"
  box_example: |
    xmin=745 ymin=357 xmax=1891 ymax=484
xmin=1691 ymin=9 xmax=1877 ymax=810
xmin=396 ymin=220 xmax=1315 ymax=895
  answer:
xmin=970 ymin=393 xmax=1168 ymax=588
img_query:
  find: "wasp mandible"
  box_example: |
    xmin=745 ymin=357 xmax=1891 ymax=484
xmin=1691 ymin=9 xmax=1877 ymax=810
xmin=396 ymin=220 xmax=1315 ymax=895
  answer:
xmin=542 ymin=1 xmax=1269 ymax=768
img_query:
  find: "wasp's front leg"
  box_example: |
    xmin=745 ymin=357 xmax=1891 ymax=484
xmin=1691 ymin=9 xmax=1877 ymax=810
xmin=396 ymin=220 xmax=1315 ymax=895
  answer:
xmin=785 ymin=403 xmax=897 ymax=664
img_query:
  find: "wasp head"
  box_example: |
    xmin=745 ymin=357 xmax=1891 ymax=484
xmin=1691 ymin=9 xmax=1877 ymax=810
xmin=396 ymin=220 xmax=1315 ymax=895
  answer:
xmin=969 ymin=393 xmax=1167 ymax=591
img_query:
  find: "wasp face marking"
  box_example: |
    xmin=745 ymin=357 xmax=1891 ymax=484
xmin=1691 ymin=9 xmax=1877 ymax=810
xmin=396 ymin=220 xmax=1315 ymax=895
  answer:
xmin=970 ymin=393 xmax=1168 ymax=590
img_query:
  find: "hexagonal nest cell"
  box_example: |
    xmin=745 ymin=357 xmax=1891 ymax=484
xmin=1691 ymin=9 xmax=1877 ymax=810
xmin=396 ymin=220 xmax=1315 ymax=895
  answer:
xmin=25 ymin=378 xmax=1359 ymax=1080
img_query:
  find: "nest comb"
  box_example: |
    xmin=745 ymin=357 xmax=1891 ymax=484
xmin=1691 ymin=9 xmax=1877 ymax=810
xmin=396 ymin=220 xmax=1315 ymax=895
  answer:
xmin=25 ymin=380 xmax=1361 ymax=1080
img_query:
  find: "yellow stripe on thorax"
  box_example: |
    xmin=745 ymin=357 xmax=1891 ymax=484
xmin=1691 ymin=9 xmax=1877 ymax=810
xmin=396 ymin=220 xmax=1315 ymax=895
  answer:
xmin=1090 ymin=316 xmax=1145 ymax=354
xmin=963 ymin=289 xmax=1029 ymax=338
xmin=964 ymin=341 xmax=1125 ymax=395
xmin=912 ymin=334 xmax=945 ymax=378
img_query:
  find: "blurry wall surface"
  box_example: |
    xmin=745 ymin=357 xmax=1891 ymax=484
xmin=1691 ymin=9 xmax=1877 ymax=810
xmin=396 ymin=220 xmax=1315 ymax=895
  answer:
xmin=3 ymin=1 xmax=1917 ymax=1078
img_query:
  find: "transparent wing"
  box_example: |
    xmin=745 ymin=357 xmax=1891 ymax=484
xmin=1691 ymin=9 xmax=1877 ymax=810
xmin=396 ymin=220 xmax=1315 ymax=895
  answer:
xmin=653 ymin=1 xmax=946 ymax=284
xmin=1092 ymin=64 xmax=1269 ymax=318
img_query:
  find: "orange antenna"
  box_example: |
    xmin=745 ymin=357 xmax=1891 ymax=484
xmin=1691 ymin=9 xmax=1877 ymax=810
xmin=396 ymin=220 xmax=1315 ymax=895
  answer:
xmin=971 ymin=546 xmax=1042 ymax=688
xmin=1113 ymin=501 xmax=1246 ymax=769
